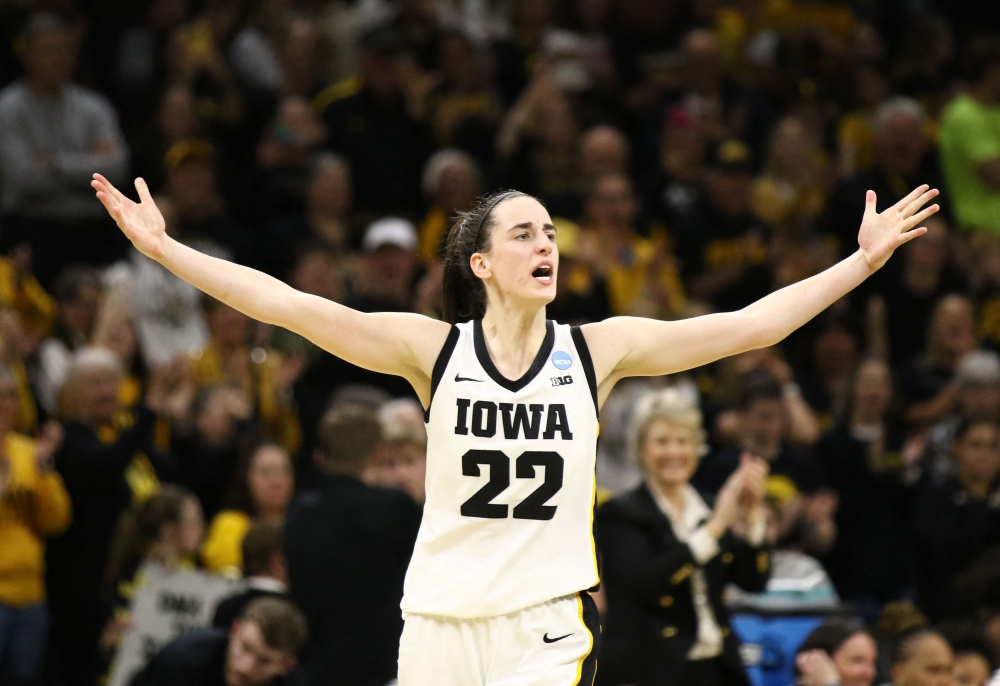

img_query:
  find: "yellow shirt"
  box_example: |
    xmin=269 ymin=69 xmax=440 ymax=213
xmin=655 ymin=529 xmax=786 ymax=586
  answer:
xmin=0 ymin=434 xmax=71 ymax=606
xmin=603 ymin=236 xmax=687 ymax=319
xmin=189 ymin=342 xmax=301 ymax=454
xmin=200 ymin=510 xmax=251 ymax=575
xmin=0 ymin=256 xmax=56 ymax=339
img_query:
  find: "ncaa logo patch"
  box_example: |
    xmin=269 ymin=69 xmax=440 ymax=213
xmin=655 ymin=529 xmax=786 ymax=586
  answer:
xmin=551 ymin=351 xmax=573 ymax=370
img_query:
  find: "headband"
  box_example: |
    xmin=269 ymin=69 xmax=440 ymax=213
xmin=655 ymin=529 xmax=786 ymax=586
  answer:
xmin=472 ymin=191 xmax=521 ymax=250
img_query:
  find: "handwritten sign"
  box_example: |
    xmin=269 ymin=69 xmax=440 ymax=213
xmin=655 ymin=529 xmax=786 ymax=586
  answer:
xmin=109 ymin=563 xmax=241 ymax=686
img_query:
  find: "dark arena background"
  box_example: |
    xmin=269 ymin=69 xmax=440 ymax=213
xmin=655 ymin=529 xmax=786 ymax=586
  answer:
xmin=0 ymin=0 xmax=999 ymax=685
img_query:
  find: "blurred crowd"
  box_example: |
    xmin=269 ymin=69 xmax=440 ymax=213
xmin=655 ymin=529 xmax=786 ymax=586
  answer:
xmin=1 ymin=0 xmax=1000 ymax=684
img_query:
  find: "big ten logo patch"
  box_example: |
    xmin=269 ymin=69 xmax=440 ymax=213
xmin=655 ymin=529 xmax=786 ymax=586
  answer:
xmin=551 ymin=375 xmax=573 ymax=387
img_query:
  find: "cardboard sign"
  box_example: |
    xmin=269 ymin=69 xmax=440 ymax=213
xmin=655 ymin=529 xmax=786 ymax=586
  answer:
xmin=109 ymin=563 xmax=241 ymax=686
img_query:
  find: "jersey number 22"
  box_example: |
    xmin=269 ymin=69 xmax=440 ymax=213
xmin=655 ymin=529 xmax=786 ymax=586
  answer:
xmin=460 ymin=449 xmax=564 ymax=520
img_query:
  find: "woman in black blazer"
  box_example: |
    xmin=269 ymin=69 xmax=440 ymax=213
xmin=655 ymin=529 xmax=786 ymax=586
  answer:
xmin=595 ymin=389 xmax=772 ymax=686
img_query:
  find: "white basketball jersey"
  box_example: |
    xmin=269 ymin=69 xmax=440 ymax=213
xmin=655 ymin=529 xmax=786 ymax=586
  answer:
xmin=401 ymin=319 xmax=601 ymax=619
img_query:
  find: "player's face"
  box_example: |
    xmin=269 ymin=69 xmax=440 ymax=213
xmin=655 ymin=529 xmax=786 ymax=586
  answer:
xmin=641 ymin=420 xmax=700 ymax=488
xmin=831 ymin=633 xmax=877 ymax=686
xmin=474 ymin=196 xmax=558 ymax=311
xmin=225 ymin=621 xmax=296 ymax=686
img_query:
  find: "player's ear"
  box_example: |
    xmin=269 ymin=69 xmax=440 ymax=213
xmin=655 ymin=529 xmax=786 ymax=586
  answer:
xmin=470 ymin=252 xmax=490 ymax=280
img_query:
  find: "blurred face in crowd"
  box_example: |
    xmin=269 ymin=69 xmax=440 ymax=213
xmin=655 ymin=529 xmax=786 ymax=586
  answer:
xmin=742 ymin=398 xmax=785 ymax=457
xmin=587 ymin=175 xmax=637 ymax=232
xmin=906 ymin=218 xmax=947 ymax=275
xmin=952 ymin=652 xmax=992 ymax=686
xmin=226 ymin=620 xmax=296 ymax=686
xmin=167 ymin=158 xmax=219 ymax=214
xmin=72 ymin=365 xmax=124 ymax=426
xmin=0 ymin=374 xmax=19 ymax=436
xmin=476 ymin=195 xmax=558 ymax=312
xmin=161 ymin=496 xmax=205 ymax=558
xmin=435 ymin=158 xmax=478 ymax=213
xmin=958 ymin=380 xmax=1000 ymax=420
xmin=813 ymin=325 xmax=859 ymax=382
xmin=438 ymin=33 xmax=477 ymax=90
xmin=366 ymin=440 xmax=427 ymax=504
xmin=308 ymin=162 xmax=352 ymax=219
xmin=61 ymin=283 xmax=101 ymax=338
xmin=852 ymin=358 xmax=892 ymax=423
xmin=892 ymin=634 xmax=954 ymax=686
xmin=875 ymin=111 xmax=927 ymax=178
xmin=953 ymin=422 xmax=1000 ymax=489
xmin=640 ymin=420 xmax=701 ymax=489
xmin=928 ymin=296 xmax=976 ymax=361
xmin=24 ymin=25 xmax=78 ymax=92
xmin=683 ymin=29 xmax=721 ymax=95
xmin=158 ymin=85 xmax=198 ymax=141
xmin=291 ymin=250 xmax=342 ymax=302
xmin=539 ymin=95 xmax=579 ymax=151
xmin=768 ymin=117 xmax=812 ymax=178
xmin=248 ymin=445 xmax=294 ymax=518
xmin=708 ymin=168 xmax=753 ymax=217
xmin=207 ymin=302 xmax=250 ymax=349
xmin=360 ymin=48 xmax=404 ymax=99
xmin=579 ymin=127 xmax=629 ymax=182
xmin=831 ymin=632 xmax=878 ymax=686
xmin=362 ymin=244 xmax=417 ymax=307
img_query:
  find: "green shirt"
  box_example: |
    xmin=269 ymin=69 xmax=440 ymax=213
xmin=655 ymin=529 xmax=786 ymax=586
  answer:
xmin=940 ymin=94 xmax=1000 ymax=231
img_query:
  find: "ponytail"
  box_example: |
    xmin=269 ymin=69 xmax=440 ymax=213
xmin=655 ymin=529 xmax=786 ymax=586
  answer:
xmin=442 ymin=190 xmax=528 ymax=324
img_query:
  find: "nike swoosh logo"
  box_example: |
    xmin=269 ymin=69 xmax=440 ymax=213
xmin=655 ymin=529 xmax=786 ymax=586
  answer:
xmin=455 ymin=374 xmax=484 ymax=383
xmin=543 ymin=633 xmax=573 ymax=644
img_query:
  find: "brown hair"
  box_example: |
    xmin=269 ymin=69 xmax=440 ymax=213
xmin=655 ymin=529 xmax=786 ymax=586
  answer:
xmin=317 ymin=403 xmax=382 ymax=470
xmin=240 ymin=597 xmax=308 ymax=655
xmin=242 ymin=518 xmax=284 ymax=577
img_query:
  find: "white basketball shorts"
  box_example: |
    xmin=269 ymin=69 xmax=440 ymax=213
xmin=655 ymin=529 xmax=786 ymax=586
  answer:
xmin=397 ymin=591 xmax=600 ymax=686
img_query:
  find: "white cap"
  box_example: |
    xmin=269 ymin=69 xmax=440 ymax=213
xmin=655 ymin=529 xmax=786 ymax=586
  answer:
xmin=362 ymin=217 xmax=418 ymax=253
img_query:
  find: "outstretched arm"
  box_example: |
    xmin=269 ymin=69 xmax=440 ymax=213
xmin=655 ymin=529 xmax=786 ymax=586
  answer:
xmin=582 ymin=185 xmax=939 ymax=406
xmin=92 ymin=175 xmax=450 ymax=405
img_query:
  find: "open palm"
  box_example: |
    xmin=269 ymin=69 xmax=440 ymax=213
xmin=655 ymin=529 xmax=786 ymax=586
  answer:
xmin=91 ymin=174 xmax=167 ymax=260
xmin=858 ymin=184 xmax=939 ymax=271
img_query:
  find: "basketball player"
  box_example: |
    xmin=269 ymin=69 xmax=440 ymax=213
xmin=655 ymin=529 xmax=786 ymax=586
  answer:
xmin=92 ymin=173 xmax=938 ymax=686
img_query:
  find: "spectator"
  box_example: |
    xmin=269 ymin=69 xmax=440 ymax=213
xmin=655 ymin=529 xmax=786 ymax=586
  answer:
xmin=46 ymin=348 xmax=173 ymax=686
xmin=0 ymin=244 xmax=57 ymax=350
xmin=417 ymin=149 xmax=480 ymax=265
xmin=128 ymin=597 xmax=307 ymax=686
xmin=190 ymin=297 xmax=301 ymax=454
xmin=348 ymin=217 xmax=420 ymax=313
xmin=824 ymin=97 xmax=942 ymax=258
xmin=914 ymin=418 xmax=1000 ymax=620
xmin=923 ymin=351 xmax=1000 ymax=486
xmin=940 ymin=36 xmax=1000 ymax=233
xmin=672 ymin=138 xmax=773 ymax=313
xmin=34 ymin=266 xmax=102 ymax=416
xmin=315 ymin=25 xmax=435 ymax=218
xmin=213 ymin=518 xmax=289 ymax=630
xmin=794 ymin=619 xmax=878 ymax=686
xmin=0 ymin=368 xmax=68 ymax=685
xmin=947 ymin=632 xmax=995 ymax=686
xmin=362 ymin=398 xmax=427 ymax=504
xmin=0 ymin=12 xmax=130 ymax=285
xmin=889 ymin=629 xmax=955 ymax=686
xmin=899 ymin=294 xmax=979 ymax=427
xmin=818 ymin=357 xmax=921 ymax=615
xmin=873 ymin=217 xmax=967 ymax=367
xmin=283 ymin=403 xmax=421 ymax=686
xmin=202 ymin=443 xmax=293 ymax=575
xmin=595 ymin=389 xmax=770 ymax=686
xmin=578 ymin=173 xmax=686 ymax=319
xmin=129 ymin=84 xmax=203 ymax=195
xmin=100 ymin=485 xmax=205 ymax=658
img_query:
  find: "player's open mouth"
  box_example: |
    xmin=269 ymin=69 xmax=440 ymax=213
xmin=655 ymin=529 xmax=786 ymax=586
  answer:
xmin=532 ymin=264 xmax=553 ymax=284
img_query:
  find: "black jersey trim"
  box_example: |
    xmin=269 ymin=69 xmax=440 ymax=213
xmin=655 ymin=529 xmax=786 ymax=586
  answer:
xmin=571 ymin=326 xmax=599 ymax=416
xmin=473 ymin=318 xmax=554 ymax=393
xmin=424 ymin=325 xmax=460 ymax=421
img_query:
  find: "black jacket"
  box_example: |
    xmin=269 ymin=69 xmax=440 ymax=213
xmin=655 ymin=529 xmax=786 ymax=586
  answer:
xmin=283 ymin=474 xmax=421 ymax=686
xmin=128 ymin=629 xmax=305 ymax=686
xmin=594 ymin=483 xmax=771 ymax=686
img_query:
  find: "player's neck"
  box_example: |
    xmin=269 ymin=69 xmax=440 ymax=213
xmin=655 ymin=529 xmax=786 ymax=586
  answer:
xmin=480 ymin=306 xmax=548 ymax=381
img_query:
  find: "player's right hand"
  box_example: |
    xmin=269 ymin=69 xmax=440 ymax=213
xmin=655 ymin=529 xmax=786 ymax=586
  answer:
xmin=92 ymin=174 xmax=167 ymax=261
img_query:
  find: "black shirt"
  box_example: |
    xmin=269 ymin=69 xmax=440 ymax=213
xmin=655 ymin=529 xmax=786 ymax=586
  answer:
xmin=692 ymin=445 xmax=824 ymax=496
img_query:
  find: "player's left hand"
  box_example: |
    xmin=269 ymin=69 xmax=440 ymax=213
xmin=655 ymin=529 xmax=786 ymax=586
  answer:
xmin=857 ymin=184 xmax=939 ymax=271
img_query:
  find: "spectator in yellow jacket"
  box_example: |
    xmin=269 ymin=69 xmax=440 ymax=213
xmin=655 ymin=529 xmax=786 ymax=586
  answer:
xmin=0 ymin=363 xmax=70 ymax=683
